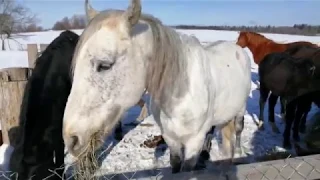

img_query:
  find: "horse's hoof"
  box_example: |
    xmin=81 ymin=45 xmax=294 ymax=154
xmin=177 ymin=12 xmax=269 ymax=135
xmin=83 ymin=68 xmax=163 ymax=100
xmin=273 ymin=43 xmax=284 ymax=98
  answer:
xmin=283 ymin=142 xmax=292 ymax=149
xmin=114 ymin=134 xmax=123 ymax=141
xmin=171 ymin=168 xmax=180 ymax=174
xmin=258 ymin=122 xmax=265 ymax=131
xmin=200 ymin=150 xmax=210 ymax=161
xmin=270 ymin=123 xmax=280 ymax=134
xmin=299 ymin=126 xmax=306 ymax=134
xmin=293 ymin=135 xmax=300 ymax=142
xmin=234 ymin=147 xmax=243 ymax=158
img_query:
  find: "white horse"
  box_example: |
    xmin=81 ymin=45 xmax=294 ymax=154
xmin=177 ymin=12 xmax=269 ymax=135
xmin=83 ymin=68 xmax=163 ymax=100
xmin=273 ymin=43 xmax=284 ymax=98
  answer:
xmin=63 ymin=0 xmax=251 ymax=173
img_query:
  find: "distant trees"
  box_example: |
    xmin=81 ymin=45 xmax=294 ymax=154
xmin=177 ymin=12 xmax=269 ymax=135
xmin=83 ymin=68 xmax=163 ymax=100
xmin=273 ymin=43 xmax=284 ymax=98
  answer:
xmin=0 ymin=0 xmax=40 ymax=50
xmin=173 ymin=24 xmax=320 ymax=36
xmin=52 ymin=15 xmax=86 ymax=30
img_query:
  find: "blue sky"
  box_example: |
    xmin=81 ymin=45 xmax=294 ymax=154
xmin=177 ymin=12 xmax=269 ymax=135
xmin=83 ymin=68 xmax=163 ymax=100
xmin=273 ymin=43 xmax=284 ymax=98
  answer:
xmin=18 ymin=0 xmax=320 ymax=29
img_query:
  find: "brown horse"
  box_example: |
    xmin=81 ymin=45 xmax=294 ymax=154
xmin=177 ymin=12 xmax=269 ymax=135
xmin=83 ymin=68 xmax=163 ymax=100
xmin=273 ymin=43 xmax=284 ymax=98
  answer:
xmin=236 ymin=31 xmax=318 ymax=65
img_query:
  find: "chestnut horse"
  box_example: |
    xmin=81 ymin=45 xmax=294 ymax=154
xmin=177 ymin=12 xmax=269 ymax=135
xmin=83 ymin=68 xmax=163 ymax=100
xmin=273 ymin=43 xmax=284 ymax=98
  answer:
xmin=236 ymin=31 xmax=318 ymax=65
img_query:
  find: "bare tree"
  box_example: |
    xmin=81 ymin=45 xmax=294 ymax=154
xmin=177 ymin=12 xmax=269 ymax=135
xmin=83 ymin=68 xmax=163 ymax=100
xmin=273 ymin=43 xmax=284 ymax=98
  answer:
xmin=70 ymin=14 xmax=86 ymax=29
xmin=52 ymin=15 xmax=86 ymax=30
xmin=0 ymin=0 xmax=37 ymax=50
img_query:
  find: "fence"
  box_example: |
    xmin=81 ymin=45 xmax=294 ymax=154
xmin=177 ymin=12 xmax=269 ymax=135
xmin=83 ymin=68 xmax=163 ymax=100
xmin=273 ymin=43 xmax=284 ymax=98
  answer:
xmin=0 ymin=44 xmax=47 ymax=146
xmin=1 ymin=153 xmax=320 ymax=179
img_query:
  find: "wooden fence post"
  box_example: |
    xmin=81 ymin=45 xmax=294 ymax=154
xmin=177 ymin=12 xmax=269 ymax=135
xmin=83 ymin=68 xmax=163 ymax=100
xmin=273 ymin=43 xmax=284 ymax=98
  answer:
xmin=27 ymin=44 xmax=38 ymax=69
xmin=0 ymin=43 xmax=49 ymax=146
xmin=0 ymin=68 xmax=32 ymax=145
xmin=40 ymin=44 xmax=48 ymax=52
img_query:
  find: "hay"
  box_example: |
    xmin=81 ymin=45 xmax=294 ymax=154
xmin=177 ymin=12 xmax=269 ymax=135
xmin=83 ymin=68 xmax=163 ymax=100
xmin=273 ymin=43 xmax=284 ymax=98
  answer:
xmin=72 ymin=132 xmax=104 ymax=180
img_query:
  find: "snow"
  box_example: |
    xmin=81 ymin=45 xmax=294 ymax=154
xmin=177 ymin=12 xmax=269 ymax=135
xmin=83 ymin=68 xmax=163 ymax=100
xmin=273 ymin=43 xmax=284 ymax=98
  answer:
xmin=0 ymin=144 xmax=14 ymax=171
xmin=0 ymin=29 xmax=319 ymax=177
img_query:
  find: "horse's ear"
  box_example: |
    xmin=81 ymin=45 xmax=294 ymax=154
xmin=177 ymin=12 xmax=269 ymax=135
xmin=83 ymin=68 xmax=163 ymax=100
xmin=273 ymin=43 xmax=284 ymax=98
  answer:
xmin=125 ymin=0 xmax=141 ymax=28
xmin=85 ymin=0 xmax=99 ymax=22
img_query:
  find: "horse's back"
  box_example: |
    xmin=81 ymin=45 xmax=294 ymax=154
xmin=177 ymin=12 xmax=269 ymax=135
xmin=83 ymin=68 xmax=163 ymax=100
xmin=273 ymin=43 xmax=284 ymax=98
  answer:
xmin=259 ymin=52 xmax=314 ymax=96
xmin=206 ymin=41 xmax=251 ymax=78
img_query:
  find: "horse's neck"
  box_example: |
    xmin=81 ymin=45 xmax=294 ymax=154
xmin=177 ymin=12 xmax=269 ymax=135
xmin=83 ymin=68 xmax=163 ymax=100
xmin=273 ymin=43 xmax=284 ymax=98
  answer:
xmin=247 ymin=40 xmax=287 ymax=64
xmin=246 ymin=42 xmax=265 ymax=64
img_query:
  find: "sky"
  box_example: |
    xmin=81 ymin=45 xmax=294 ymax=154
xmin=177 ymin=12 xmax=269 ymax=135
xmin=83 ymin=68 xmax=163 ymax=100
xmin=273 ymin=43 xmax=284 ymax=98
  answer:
xmin=17 ymin=0 xmax=320 ymax=29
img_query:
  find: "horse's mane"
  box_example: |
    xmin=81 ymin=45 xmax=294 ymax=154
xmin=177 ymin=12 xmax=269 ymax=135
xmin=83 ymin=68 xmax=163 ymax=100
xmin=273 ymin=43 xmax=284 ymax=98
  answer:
xmin=140 ymin=13 xmax=192 ymax=102
xmin=242 ymin=31 xmax=274 ymax=46
xmin=10 ymin=30 xmax=79 ymax=179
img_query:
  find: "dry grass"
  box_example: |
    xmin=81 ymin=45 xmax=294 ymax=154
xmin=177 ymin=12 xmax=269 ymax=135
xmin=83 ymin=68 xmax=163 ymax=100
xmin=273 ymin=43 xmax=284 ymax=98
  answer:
xmin=69 ymin=131 xmax=111 ymax=180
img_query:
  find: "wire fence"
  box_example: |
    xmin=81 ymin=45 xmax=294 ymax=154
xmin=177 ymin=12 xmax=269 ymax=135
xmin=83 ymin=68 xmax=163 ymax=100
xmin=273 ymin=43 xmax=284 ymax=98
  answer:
xmin=1 ymin=154 xmax=320 ymax=180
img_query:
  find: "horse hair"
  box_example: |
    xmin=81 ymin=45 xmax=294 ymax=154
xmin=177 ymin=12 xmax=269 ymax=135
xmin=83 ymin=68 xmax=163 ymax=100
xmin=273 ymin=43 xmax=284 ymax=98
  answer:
xmin=9 ymin=30 xmax=79 ymax=180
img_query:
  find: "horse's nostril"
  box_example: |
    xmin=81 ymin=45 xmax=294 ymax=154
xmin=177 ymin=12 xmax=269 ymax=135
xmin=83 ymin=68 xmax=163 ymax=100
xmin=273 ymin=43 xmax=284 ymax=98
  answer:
xmin=67 ymin=135 xmax=81 ymax=154
xmin=70 ymin=135 xmax=79 ymax=149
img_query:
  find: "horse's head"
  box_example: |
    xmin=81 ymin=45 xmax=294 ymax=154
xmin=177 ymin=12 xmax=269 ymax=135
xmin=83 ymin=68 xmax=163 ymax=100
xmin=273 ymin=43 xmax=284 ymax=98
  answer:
xmin=236 ymin=31 xmax=248 ymax=48
xmin=63 ymin=0 xmax=147 ymax=157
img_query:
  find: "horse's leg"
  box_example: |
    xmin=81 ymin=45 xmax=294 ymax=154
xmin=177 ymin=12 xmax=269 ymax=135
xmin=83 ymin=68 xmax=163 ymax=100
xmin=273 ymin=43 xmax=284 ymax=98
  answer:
xmin=163 ymin=134 xmax=183 ymax=173
xmin=234 ymin=116 xmax=244 ymax=159
xmin=221 ymin=119 xmax=235 ymax=161
xmin=280 ymin=96 xmax=286 ymax=121
xmin=197 ymin=126 xmax=215 ymax=170
xmin=299 ymin=101 xmax=312 ymax=134
xmin=259 ymin=83 xmax=270 ymax=130
xmin=181 ymin=132 xmax=207 ymax=172
xmin=114 ymin=121 xmax=123 ymax=141
xmin=268 ymin=93 xmax=280 ymax=133
xmin=283 ymin=101 xmax=297 ymax=149
xmin=200 ymin=126 xmax=215 ymax=158
xmin=293 ymin=100 xmax=305 ymax=142
xmin=137 ymin=98 xmax=149 ymax=121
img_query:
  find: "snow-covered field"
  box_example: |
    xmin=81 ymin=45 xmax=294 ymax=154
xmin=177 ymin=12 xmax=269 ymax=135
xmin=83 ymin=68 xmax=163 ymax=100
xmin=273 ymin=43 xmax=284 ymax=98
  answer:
xmin=1 ymin=29 xmax=320 ymax=177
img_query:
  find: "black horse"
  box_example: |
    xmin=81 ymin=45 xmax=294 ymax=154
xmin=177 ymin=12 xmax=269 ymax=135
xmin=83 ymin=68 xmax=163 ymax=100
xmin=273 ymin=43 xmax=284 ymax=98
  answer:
xmin=9 ymin=30 xmax=80 ymax=180
xmin=284 ymin=45 xmax=320 ymax=133
xmin=258 ymin=51 xmax=320 ymax=148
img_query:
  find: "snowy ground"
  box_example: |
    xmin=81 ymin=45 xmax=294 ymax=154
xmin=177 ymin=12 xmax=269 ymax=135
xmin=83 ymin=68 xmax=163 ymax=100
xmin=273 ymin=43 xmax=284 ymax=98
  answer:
xmin=1 ymin=29 xmax=320 ymax=177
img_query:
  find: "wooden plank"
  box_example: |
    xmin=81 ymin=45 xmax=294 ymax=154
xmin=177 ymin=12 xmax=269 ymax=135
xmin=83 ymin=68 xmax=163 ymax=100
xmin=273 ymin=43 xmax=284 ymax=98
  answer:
xmin=0 ymin=68 xmax=31 ymax=145
xmin=27 ymin=44 xmax=38 ymax=68
xmin=0 ymin=67 xmax=32 ymax=81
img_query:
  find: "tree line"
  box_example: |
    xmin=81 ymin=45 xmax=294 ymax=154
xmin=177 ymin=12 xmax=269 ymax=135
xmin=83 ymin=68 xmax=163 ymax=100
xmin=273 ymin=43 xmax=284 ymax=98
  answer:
xmin=0 ymin=1 xmax=319 ymax=49
xmin=174 ymin=24 xmax=320 ymax=36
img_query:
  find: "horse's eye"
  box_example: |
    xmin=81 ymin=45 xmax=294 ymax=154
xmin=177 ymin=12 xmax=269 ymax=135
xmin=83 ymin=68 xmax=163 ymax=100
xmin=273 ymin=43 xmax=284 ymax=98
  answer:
xmin=97 ymin=63 xmax=113 ymax=72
